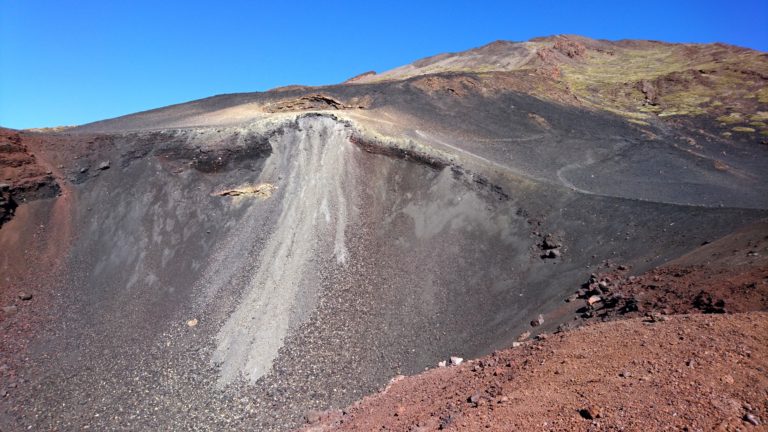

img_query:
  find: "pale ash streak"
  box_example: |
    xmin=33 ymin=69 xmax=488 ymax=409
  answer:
xmin=212 ymin=116 xmax=353 ymax=385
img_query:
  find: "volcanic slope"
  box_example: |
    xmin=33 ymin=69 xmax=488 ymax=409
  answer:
xmin=0 ymin=35 xmax=767 ymax=431
xmin=301 ymin=221 xmax=768 ymax=431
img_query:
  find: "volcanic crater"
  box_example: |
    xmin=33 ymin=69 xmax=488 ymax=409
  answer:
xmin=1 ymin=35 xmax=767 ymax=431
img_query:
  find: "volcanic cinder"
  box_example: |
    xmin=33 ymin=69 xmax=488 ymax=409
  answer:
xmin=1 ymin=35 xmax=767 ymax=431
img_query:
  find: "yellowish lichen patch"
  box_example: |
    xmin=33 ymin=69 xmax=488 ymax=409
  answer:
xmin=758 ymin=87 xmax=768 ymax=104
xmin=717 ymin=113 xmax=744 ymax=124
xmin=732 ymin=126 xmax=756 ymax=133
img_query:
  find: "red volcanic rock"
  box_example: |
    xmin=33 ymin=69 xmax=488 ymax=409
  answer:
xmin=0 ymin=128 xmax=60 ymax=227
xmin=553 ymin=36 xmax=587 ymax=59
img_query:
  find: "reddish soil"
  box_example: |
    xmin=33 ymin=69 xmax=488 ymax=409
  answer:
xmin=300 ymin=221 xmax=768 ymax=431
xmin=0 ymin=128 xmax=72 ymax=397
xmin=303 ymin=313 xmax=766 ymax=432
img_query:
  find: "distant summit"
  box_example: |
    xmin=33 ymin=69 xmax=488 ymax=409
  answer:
xmin=347 ymin=35 xmax=768 ymax=131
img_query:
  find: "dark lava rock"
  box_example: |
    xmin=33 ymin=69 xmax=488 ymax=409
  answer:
xmin=598 ymin=281 xmax=610 ymax=292
xmin=620 ymin=297 xmax=640 ymax=314
xmin=0 ymin=186 xmax=16 ymax=227
xmin=692 ymin=291 xmax=726 ymax=314
xmin=530 ymin=314 xmax=544 ymax=327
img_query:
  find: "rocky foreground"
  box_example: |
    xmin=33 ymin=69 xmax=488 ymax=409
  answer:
xmin=303 ymin=313 xmax=766 ymax=431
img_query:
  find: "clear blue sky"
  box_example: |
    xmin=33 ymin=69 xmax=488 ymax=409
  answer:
xmin=1 ymin=0 xmax=766 ymax=129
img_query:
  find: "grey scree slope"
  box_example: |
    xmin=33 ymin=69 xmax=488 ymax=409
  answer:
xmin=2 ymin=90 xmax=767 ymax=431
xmin=211 ymin=116 xmax=355 ymax=385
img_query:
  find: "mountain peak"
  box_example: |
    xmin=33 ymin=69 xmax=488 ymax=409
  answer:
xmin=346 ymin=35 xmax=767 ymax=128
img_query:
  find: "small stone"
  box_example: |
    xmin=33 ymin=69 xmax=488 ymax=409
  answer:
xmin=1 ymin=306 xmax=17 ymax=315
xmin=186 ymin=318 xmax=198 ymax=327
xmin=530 ymin=314 xmax=544 ymax=327
xmin=97 ymin=161 xmax=110 ymax=170
xmin=619 ymin=371 xmax=631 ymax=378
xmin=598 ymin=281 xmax=610 ymax=292
xmin=18 ymin=292 xmax=32 ymax=301
xmin=587 ymin=295 xmax=602 ymax=305
xmin=450 ymin=356 xmax=463 ymax=366
xmin=468 ymin=392 xmax=482 ymax=405
xmin=305 ymin=410 xmax=323 ymax=424
xmin=646 ymin=312 xmax=669 ymax=322
xmin=517 ymin=331 xmax=531 ymax=342
xmin=542 ymin=237 xmax=561 ymax=249
xmin=579 ymin=406 xmax=602 ymax=420
xmin=744 ymin=413 xmax=760 ymax=426
xmin=721 ymin=374 xmax=734 ymax=384
xmin=79 ymin=167 xmax=88 ymax=173
xmin=511 ymin=342 xmax=522 ymax=348
xmin=497 ymin=396 xmax=509 ymax=404
xmin=565 ymin=294 xmax=578 ymax=303
xmin=438 ymin=360 xmax=447 ymax=368
xmin=617 ymin=265 xmax=629 ymax=270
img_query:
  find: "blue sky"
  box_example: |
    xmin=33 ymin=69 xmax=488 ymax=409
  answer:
xmin=1 ymin=0 xmax=766 ymax=129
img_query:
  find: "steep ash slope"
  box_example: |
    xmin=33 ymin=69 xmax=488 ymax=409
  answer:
xmin=1 ymin=36 xmax=767 ymax=431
